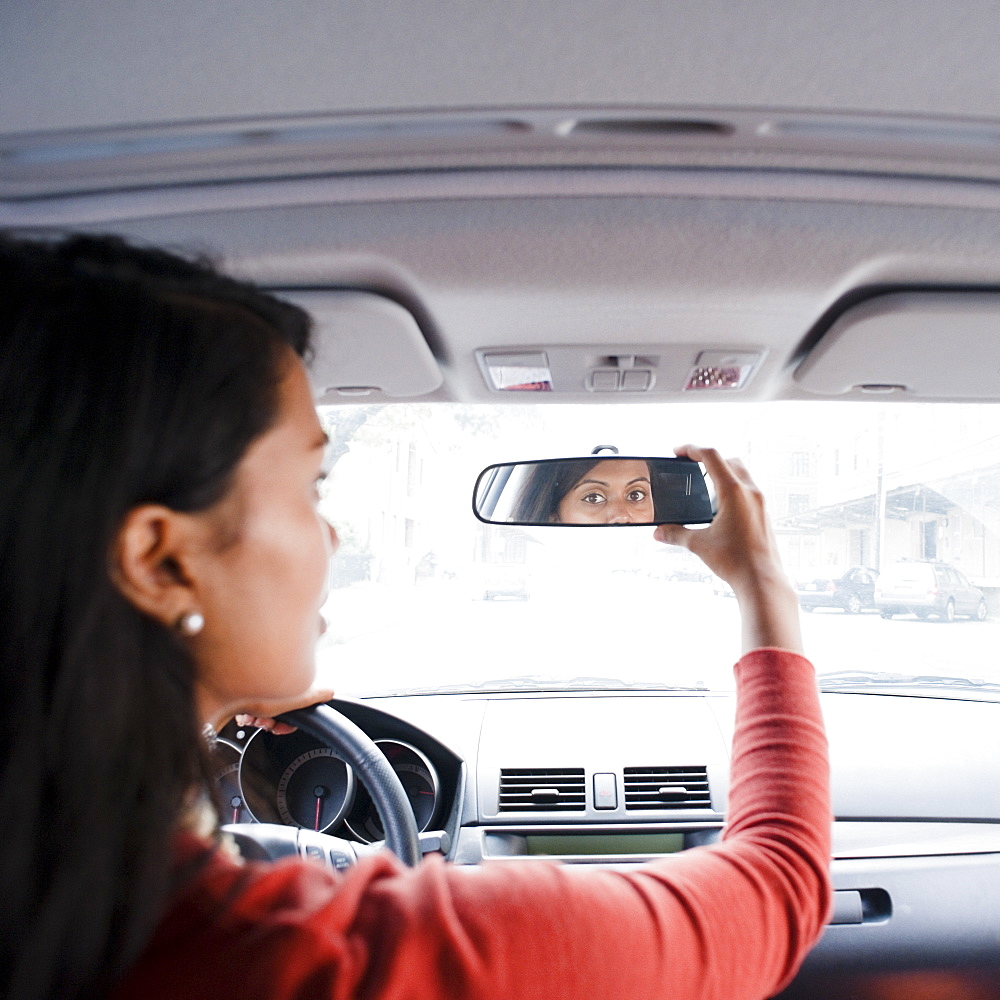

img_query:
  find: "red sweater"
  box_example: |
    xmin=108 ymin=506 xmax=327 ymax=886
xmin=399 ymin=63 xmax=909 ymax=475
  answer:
xmin=115 ymin=649 xmax=831 ymax=1000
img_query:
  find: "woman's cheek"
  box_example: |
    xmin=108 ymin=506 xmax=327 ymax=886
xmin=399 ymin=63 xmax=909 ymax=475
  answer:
xmin=302 ymin=513 xmax=334 ymax=604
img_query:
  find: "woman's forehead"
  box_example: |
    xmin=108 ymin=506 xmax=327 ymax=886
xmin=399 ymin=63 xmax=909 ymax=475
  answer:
xmin=586 ymin=459 xmax=649 ymax=482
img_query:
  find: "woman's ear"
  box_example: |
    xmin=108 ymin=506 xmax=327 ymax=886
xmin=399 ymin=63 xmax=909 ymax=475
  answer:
xmin=110 ymin=505 xmax=198 ymax=627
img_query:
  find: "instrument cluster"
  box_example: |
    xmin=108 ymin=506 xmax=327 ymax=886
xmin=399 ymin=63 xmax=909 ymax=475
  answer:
xmin=212 ymin=701 xmax=459 ymax=845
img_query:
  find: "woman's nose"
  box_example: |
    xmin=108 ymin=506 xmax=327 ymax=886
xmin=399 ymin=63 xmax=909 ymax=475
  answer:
xmin=606 ymin=500 xmax=633 ymax=524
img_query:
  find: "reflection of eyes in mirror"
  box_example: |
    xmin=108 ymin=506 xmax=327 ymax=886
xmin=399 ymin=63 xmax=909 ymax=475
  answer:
xmin=556 ymin=459 xmax=654 ymax=524
xmin=473 ymin=456 xmax=714 ymax=527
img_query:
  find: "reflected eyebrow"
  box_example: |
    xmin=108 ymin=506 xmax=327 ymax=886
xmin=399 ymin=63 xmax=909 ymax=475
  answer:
xmin=575 ymin=476 xmax=651 ymax=490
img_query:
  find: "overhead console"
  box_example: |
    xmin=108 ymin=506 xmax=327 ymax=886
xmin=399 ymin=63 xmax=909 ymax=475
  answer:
xmin=795 ymin=290 xmax=1000 ymax=400
xmin=476 ymin=346 xmax=763 ymax=395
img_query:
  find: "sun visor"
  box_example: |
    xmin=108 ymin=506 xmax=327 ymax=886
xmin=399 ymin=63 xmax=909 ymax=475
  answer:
xmin=278 ymin=291 xmax=442 ymax=401
xmin=795 ymin=292 xmax=1000 ymax=399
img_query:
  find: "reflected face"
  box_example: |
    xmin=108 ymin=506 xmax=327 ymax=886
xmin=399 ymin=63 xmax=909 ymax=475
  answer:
xmin=556 ymin=459 xmax=654 ymax=524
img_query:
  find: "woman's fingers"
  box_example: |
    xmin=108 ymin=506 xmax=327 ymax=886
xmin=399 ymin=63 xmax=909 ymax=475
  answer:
xmin=674 ymin=444 xmax=738 ymax=486
xmin=723 ymin=456 xmax=755 ymax=487
xmin=233 ymin=715 xmax=299 ymax=735
xmin=675 ymin=445 xmax=759 ymax=497
xmin=653 ymin=523 xmax=691 ymax=547
xmin=232 ymin=685 xmax=337 ymax=735
xmin=655 ymin=446 xmax=777 ymax=583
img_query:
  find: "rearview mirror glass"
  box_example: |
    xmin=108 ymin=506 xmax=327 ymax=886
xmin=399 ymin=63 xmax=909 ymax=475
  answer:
xmin=473 ymin=456 xmax=714 ymax=526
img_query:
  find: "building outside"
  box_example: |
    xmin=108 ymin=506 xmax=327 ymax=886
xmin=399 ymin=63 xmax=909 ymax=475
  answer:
xmin=775 ymin=405 xmax=1000 ymax=588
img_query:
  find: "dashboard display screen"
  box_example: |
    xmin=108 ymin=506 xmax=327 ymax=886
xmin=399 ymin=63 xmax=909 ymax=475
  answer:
xmin=524 ymin=833 xmax=686 ymax=857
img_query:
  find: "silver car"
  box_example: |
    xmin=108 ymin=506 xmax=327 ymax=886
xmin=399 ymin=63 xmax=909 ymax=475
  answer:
xmin=875 ymin=561 xmax=988 ymax=622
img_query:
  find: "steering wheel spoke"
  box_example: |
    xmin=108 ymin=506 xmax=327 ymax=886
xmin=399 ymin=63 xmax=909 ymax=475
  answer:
xmin=222 ymin=822 xmax=359 ymax=872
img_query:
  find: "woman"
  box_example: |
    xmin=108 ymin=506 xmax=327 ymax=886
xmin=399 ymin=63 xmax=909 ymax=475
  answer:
xmin=0 ymin=232 xmax=331 ymax=1000
xmin=512 ymin=457 xmax=654 ymax=524
xmin=1 ymin=232 xmax=830 ymax=1000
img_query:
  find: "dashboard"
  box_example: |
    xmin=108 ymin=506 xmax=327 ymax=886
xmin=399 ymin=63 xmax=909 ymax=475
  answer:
xmin=216 ymin=689 xmax=1000 ymax=998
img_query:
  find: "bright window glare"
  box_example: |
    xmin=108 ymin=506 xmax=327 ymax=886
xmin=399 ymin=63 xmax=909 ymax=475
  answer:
xmin=315 ymin=401 xmax=1000 ymax=697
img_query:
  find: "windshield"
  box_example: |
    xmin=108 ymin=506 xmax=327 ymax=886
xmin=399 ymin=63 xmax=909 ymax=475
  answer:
xmin=315 ymin=401 xmax=1000 ymax=698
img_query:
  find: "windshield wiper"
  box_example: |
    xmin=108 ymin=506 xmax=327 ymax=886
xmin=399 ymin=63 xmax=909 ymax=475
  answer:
xmin=819 ymin=670 xmax=1000 ymax=693
xmin=382 ymin=676 xmax=709 ymax=696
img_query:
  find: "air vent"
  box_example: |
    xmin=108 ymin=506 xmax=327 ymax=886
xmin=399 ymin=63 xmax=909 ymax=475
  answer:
xmin=624 ymin=766 xmax=710 ymax=810
xmin=499 ymin=768 xmax=586 ymax=813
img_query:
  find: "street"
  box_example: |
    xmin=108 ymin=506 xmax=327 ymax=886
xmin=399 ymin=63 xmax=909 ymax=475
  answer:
xmin=318 ymin=579 xmax=1000 ymax=697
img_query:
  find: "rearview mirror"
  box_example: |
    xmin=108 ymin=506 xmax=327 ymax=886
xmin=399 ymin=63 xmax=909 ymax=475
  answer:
xmin=473 ymin=456 xmax=714 ymax=526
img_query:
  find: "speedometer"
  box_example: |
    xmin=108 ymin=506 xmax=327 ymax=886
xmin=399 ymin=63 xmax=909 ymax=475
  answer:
xmin=239 ymin=728 xmax=356 ymax=833
xmin=275 ymin=748 xmax=355 ymax=832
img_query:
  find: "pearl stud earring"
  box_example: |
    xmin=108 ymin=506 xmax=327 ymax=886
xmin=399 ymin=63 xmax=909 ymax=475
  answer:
xmin=177 ymin=610 xmax=205 ymax=636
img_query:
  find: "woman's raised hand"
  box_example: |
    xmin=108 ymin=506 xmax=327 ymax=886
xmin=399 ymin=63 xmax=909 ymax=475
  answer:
xmin=654 ymin=446 xmax=803 ymax=655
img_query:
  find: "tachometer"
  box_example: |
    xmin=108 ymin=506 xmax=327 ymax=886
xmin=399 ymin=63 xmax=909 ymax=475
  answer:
xmin=211 ymin=739 xmax=252 ymax=825
xmin=345 ymin=740 xmax=440 ymax=842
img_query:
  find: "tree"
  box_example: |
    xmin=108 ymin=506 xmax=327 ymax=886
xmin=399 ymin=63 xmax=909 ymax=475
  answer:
xmin=319 ymin=405 xmax=384 ymax=469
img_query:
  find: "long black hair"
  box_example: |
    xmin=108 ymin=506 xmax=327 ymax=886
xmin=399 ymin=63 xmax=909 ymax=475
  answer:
xmin=0 ymin=233 xmax=312 ymax=1000
xmin=510 ymin=458 xmax=603 ymax=522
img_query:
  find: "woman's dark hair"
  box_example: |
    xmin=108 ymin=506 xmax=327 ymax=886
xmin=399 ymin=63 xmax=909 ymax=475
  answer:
xmin=0 ymin=232 xmax=312 ymax=1000
xmin=510 ymin=459 xmax=602 ymax=522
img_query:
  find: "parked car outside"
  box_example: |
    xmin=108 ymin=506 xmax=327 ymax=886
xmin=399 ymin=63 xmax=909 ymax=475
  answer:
xmin=663 ymin=551 xmax=713 ymax=584
xmin=480 ymin=562 xmax=530 ymax=602
xmin=797 ymin=567 xmax=878 ymax=614
xmin=875 ymin=560 xmax=987 ymax=622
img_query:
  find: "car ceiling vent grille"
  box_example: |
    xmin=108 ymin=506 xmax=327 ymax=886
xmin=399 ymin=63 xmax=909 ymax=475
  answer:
xmin=499 ymin=768 xmax=586 ymax=812
xmin=624 ymin=766 xmax=710 ymax=810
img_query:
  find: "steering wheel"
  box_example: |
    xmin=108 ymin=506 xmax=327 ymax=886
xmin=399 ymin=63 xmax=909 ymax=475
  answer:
xmin=224 ymin=703 xmax=422 ymax=868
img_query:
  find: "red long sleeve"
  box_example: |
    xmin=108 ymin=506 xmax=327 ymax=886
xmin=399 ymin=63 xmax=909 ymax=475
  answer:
xmin=115 ymin=649 xmax=831 ymax=1000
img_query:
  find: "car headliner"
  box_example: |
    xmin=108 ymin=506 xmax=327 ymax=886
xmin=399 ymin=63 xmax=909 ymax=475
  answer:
xmin=3 ymin=2 xmax=1000 ymax=406
xmin=5 ymin=3 xmax=1000 ymax=129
